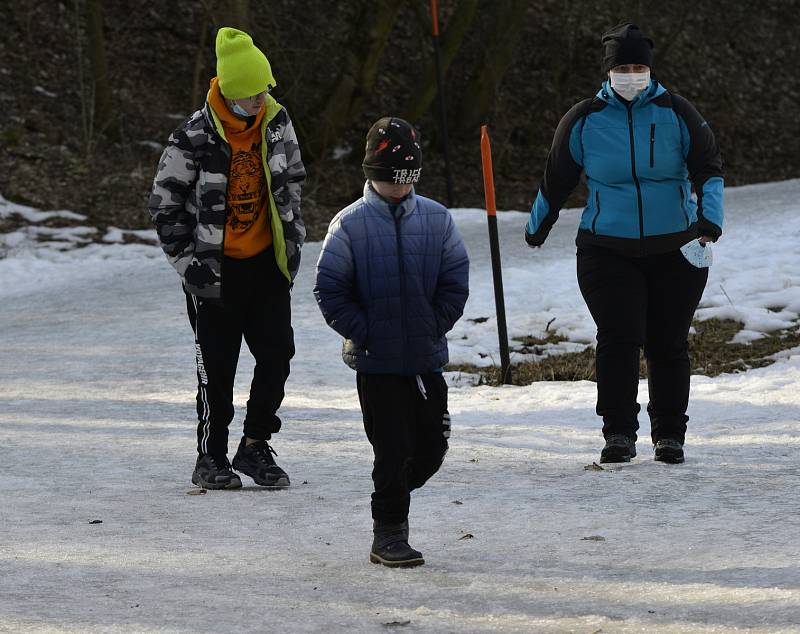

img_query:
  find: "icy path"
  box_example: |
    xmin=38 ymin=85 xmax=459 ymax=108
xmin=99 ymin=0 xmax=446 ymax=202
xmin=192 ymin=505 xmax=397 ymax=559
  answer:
xmin=2 ymin=181 xmax=800 ymax=632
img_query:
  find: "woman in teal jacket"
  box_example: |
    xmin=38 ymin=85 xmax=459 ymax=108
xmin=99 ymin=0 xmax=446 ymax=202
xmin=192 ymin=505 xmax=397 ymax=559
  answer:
xmin=525 ymin=23 xmax=724 ymax=465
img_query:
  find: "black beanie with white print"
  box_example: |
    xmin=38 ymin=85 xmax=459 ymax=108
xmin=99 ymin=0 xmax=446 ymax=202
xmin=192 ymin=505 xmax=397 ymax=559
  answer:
xmin=362 ymin=117 xmax=422 ymax=184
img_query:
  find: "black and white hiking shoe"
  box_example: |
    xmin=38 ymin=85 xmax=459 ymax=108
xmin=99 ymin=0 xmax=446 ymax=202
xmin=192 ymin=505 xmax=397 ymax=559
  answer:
xmin=232 ymin=439 xmax=290 ymax=487
xmin=192 ymin=454 xmax=242 ymax=490
xmin=600 ymin=434 xmax=637 ymax=463
xmin=654 ymin=438 xmax=685 ymax=464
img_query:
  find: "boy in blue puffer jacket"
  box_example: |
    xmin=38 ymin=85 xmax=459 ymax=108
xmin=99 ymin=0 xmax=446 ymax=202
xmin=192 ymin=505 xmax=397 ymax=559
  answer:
xmin=314 ymin=117 xmax=469 ymax=567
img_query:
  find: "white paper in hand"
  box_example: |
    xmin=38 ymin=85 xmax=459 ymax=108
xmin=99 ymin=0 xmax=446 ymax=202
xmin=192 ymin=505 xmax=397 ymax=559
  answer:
xmin=680 ymin=239 xmax=713 ymax=268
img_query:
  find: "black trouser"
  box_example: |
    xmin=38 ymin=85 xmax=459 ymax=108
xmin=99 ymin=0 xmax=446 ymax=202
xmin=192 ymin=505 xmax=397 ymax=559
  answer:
xmin=577 ymin=246 xmax=708 ymax=444
xmin=357 ymin=372 xmax=450 ymax=524
xmin=186 ymin=247 xmax=294 ymax=456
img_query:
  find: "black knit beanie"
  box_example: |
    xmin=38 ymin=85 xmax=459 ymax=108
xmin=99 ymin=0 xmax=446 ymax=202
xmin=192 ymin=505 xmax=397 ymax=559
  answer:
xmin=601 ymin=23 xmax=654 ymax=72
xmin=362 ymin=117 xmax=422 ymax=184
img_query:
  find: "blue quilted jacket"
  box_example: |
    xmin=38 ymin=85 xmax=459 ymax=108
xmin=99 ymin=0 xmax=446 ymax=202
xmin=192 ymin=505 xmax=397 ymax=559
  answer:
xmin=314 ymin=182 xmax=469 ymax=375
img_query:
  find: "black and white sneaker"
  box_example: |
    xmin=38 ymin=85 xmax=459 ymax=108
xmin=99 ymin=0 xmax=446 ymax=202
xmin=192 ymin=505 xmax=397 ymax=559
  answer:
xmin=232 ymin=439 xmax=290 ymax=487
xmin=192 ymin=454 xmax=242 ymax=490
xmin=654 ymin=439 xmax=685 ymax=464
xmin=600 ymin=434 xmax=637 ymax=463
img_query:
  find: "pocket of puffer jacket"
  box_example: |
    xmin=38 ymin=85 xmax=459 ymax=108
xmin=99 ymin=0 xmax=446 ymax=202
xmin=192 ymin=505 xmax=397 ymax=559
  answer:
xmin=183 ymin=256 xmax=220 ymax=293
xmin=591 ymin=190 xmax=601 ymax=234
xmin=423 ymin=296 xmax=446 ymax=339
xmin=679 ymin=186 xmax=691 ymax=229
xmin=173 ymin=252 xmax=194 ymax=278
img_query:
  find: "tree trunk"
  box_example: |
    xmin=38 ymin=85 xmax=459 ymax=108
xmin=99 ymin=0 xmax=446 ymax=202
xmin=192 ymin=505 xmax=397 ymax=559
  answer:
xmin=304 ymin=0 xmax=404 ymax=161
xmin=225 ymin=0 xmax=251 ymax=32
xmin=202 ymin=0 xmax=252 ymax=32
xmin=402 ymin=0 xmax=479 ymax=124
xmin=454 ymin=0 xmax=527 ymax=133
xmin=193 ymin=0 xmax=252 ymax=109
xmin=191 ymin=18 xmax=212 ymax=111
xmin=85 ymin=0 xmax=114 ymax=136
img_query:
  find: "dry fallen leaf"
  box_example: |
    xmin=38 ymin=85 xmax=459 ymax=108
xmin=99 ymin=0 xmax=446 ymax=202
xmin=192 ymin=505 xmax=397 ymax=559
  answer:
xmin=459 ymin=533 xmax=474 ymax=540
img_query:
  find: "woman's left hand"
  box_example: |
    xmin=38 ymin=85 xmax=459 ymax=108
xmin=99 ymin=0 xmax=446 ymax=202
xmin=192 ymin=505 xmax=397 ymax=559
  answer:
xmin=698 ymin=236 xmax=714 ymax=246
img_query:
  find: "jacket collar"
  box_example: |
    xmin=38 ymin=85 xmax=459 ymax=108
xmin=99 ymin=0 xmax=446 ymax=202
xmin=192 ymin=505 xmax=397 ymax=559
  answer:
xmin=201 ymin=78 xmax=283 ymax=143
xmin=597 ymin=79 xmax=665 ymax=110
xmin=207 ymin=76 xmax=265 ymax=135
xmin=363 ymin=181 xmax=417 ymax=219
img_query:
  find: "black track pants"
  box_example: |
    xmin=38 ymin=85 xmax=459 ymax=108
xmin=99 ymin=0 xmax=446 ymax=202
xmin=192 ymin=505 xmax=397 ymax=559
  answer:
xmin=186 ymin=247 xmax=294 ymax=456
xmin=577 ymin=246 xmax=708 ymax=444
xmin=357 ymin=372 xmax=450 ymax=523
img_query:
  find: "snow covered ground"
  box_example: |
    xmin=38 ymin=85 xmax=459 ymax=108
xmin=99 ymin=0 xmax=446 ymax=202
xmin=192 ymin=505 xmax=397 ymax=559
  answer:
xmin=1 ymin=180 xmax=799 ymax=633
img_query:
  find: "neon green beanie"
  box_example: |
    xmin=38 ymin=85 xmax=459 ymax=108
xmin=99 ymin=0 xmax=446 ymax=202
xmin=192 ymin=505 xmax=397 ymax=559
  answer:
xmin=215 ymin=27 xmax=275 ymax=99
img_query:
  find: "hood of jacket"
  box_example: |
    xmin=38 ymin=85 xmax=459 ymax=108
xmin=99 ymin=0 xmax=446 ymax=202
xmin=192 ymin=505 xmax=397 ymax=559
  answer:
xmin=363 ymin=181 xmax=417 ymax=220
xmin=202 ymin=76 xmax=283 ymax=143
xmin=596 ymin=78 xmax=667 ymax=110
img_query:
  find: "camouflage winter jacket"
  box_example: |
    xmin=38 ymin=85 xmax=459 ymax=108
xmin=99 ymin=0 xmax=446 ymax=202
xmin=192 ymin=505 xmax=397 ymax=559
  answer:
xmin=148 ymin=96 xmax=305 ymax=298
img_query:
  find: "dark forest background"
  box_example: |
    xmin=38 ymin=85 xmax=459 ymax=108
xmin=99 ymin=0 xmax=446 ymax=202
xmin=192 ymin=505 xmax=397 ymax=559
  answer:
xmin=1 ymin=0 xmax=798 ymax=240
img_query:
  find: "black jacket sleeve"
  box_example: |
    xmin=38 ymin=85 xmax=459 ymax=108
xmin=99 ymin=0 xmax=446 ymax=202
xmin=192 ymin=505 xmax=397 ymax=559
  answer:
xmin=525 ymin=98 xmax=592 ymax=246
xmin=671 ymin=94 xmax=725 ymax=239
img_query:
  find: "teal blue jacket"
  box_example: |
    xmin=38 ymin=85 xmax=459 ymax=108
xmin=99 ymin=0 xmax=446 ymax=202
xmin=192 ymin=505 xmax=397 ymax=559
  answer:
xmin=526 ymin=80 xmax=724 ymax=254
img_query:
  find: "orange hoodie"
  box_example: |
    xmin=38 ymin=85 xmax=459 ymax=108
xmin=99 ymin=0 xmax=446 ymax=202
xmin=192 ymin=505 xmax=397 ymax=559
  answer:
xmin=208 ymin=77 xmax=272 ymax=258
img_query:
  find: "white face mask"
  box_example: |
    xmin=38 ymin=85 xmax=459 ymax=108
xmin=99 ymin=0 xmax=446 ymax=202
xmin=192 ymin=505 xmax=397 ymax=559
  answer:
xmin=231 ymin=102 xmax=250 ymax=117
xmin=609 ymin=70 xmax=650 ymax=101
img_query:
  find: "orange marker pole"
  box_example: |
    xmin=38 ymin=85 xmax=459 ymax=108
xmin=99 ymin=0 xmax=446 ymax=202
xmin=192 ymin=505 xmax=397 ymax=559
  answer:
xmin=430 ymin=0 xmax=454 ymax=207
xmin=480 ymin=126 xmax=512 ymax=384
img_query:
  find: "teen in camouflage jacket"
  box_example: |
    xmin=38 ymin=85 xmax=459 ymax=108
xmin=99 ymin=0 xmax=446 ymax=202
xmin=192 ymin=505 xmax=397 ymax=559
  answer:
xmin=148 ymin=95 xmax=305 ymax=299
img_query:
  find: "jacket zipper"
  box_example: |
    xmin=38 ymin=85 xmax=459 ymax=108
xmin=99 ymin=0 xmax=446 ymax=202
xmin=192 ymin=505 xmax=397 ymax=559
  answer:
xmin=392 ymin=208 xmax=408 ymax=373
xmin=592 ymin=190 xmax=601 ymax=233
xmin=626 ymin=104 xmax=645 ymax=251
xmin=207 ymin=109 xmax=230 ymax=303
xmin=679 ymin=186 xmax=690 ymax=229
xmin=649 ymin=124 xmax=655 ymax=168
xmin=218 ymin=144 xmax=232 ymax=303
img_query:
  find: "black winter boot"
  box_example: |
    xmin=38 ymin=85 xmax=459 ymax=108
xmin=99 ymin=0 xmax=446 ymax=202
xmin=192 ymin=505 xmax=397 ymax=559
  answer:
xmin=600 ymin=434 xmax=637 ymax=463
xmin=654 ymin=438 xmax=685 ymax=463
xmin=192 ymin=454 xmax=242 ymax=490
xmin=370 ymin=520 xmax=424 ymax=568
xmin=232 ymin=438 xmax=290 ymax=487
